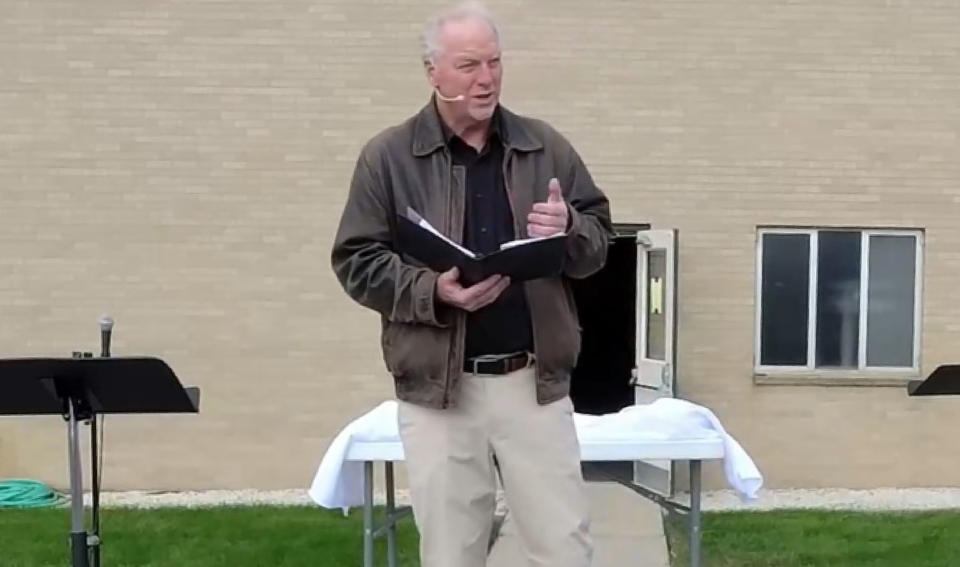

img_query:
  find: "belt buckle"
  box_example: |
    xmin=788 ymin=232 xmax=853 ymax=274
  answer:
xmin=470 ymin=354 xmax=501 ymax=376
xmin=468 ymin=352 xmax=533 ymax=376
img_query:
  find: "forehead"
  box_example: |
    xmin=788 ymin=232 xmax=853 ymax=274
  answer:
xmin=436 ymin=17 xmax=499 ymax=58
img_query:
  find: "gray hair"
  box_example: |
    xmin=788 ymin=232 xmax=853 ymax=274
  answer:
xmin=420 ymin=1 xmax=501 ymax=66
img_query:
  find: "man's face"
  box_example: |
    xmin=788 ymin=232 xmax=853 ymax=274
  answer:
xmin=428 ymin=17 xmax=502 ymax=123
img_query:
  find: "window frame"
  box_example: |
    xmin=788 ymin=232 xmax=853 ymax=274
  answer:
xmin=754 ymin=227 xmax=924 ymax=378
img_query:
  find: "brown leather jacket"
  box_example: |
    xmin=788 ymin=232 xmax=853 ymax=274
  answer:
xmin=331 ymin=98 xmax=613 ymax=409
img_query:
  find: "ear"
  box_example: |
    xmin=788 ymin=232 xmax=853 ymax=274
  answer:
xmin=425 ymin=63 xmax=437 ymax=87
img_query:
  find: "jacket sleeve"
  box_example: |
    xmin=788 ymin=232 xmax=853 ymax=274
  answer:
xmin=560 ymin=144 xmax=614 ymax=279
xmin=330 ymin=145 xmax=448 ymax=327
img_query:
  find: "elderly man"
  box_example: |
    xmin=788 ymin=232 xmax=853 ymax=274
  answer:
xmin=330 ymin=2 xmax=613 ymax=565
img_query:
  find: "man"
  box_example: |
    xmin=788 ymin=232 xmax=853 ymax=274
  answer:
xmin=330 ymin=2 xmax=613 ymax=566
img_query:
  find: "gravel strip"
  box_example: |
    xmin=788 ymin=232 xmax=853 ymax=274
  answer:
xmin=689 ymin=488 xmax=960 ymax=512
xmin=74 ymin=487 xmax=960 ymax=512
xmin=82 ymin=489 xmax=411 ymax=509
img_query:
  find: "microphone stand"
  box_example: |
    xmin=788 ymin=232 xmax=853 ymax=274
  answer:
xmin=90 ymin=316 xmax=111 ymax=567
xmin=89 ymin=394 xmax=101 ymax=567
xmin=70 ymin=316 xmax=111 ymax=567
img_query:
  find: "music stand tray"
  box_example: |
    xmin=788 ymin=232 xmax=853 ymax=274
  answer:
xmin=0 ymin=356 xmax=200 ymax=567
xmin=907 ymin=364 xmax=960 ymax=396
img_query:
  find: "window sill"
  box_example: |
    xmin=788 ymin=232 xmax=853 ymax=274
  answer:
xmin=754 ymin=371 xmax=917 ymax=387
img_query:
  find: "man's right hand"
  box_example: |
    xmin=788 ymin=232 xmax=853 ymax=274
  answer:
xmin=436 ymin=267 xmax=511 ymax=312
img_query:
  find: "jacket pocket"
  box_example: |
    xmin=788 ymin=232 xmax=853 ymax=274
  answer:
xmin=381 ymin=320 xmax=398 ymax=373
xmin=539 ymin=280 xmax=582 ymax=372
xmin=381 ymin=320 xmax=449 ymax=381
xmin=563 ymin=284 xmax=583 ymax=333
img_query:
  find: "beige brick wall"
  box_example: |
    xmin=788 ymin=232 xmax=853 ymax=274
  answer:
xmin=0 ymin=0 xmax=957 ymax=493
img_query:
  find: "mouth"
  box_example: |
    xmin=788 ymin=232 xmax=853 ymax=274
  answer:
xmin=473 ymin=92 xmax=495 ymax=103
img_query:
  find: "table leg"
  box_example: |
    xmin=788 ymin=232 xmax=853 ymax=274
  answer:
xmin=689 ymin=460 xmax=702 ymax=567
xmin=364 ymin=461 xmax=374 ymax=567
xmin=386 ymin=462 xmax=397 ymax=567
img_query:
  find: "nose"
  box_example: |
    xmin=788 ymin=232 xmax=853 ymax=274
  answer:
xmin=476 ymin=62 xmax=495 ymax=85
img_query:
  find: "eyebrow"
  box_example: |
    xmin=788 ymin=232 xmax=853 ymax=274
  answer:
xmin=455 ymin=53 xmax=500 ymax=64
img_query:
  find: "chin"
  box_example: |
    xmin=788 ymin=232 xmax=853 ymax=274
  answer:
xmin=467 ymin=104 xmax=496 ymax=122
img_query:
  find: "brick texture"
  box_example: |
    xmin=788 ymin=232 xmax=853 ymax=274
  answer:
xmin=0 ymin=0 xmax=958 ymax=491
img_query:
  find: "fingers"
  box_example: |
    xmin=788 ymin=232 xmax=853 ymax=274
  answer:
xmin=527 ymin=209 xmax=565 ymax=238
xmin=531 ymin=202 xmax=566 ymax=214
xmin=465 ymin=274 xmax=505 ymax=298
xmin=446 ymin=274 xmax=510 ymax=312
xmin=526 ymin=212 xmax=565 ymax=227
xmin=527 ymin=224 xmax=550 ymax=238
xmin=464 ymin=276 xmax=511 ymax=311
xmin=528 ymin=224 xmax=563 ymax=238
xmin=437 ymin=268 xmax=514 ymax=311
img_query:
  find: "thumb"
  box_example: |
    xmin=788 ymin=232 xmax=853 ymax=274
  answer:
xmin=442 ymin=266 xmax=459 ymax=280
xmin=547 ymin=178 xmax=563 ymax=203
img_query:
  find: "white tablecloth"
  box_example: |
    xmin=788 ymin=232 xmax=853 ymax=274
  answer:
xmin=308 ymin=397 xmax=763 ymax=510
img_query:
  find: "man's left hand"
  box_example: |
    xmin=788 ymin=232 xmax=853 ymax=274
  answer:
xmin=527 ymin=178 xmax=569 ymax=238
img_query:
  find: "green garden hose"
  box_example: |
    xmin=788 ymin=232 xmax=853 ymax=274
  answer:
xmin=0 ymin=479 xmax=66 ymax=508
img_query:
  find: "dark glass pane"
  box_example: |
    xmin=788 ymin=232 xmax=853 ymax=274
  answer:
xmin=760 ymin=234 xmax=809 ymax=366
xmin=645 ymin=250 xmax=666 ymax=361
xmin=816 ymin=231 xmax=861 ymax=368
xmin=867 ymin=235 xmax=916 ymax=367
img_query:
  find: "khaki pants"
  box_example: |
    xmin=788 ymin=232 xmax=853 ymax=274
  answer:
xmin=398 ymin=366 xmax=593 ymax=567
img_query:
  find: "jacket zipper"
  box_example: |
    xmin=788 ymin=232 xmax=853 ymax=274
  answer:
xmin=502 ymin=149 xmax=542 ymax=383
xmin=442 ymin=148 xmax=461 ymax=408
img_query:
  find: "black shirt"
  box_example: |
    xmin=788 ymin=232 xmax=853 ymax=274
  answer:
xmin=442 ymin=111 xmax=534 ymax=359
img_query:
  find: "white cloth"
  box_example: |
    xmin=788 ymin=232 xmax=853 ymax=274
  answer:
xmin=573 ymin=398 xmax=763 ymax=500
xmin=307 ymin=401 xmax=399 ymax=512
xmin=308 ymin=398 xmax=763 ymax=510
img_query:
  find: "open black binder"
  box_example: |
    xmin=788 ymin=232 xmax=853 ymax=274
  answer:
xmin=396 ymin=207 xmax=566 ymax=285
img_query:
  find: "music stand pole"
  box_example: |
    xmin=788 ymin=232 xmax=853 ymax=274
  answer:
xmin=66 ymin=397 xmax=89 ymax=567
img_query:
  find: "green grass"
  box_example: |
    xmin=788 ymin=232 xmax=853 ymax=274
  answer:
xmin=665 ymin=509 xmax=960 ymax=567
xmin=0 ymin=505 xmax=420 ymax=567
xmin=7 ymin=505 xmax=960 ymax=566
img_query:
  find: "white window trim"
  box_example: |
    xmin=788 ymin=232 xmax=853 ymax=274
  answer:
xmin=754 ymin=227 xmax=923 ymax=379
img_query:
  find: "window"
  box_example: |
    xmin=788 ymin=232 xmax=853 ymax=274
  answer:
xmin=756 ymin=228 xmax=922 ymax=373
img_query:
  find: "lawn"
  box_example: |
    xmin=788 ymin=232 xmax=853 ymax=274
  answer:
xmin=4 ymin=505 xmax=960 ymax=566
xmin=0 ymin=505 xmax=419 ymax=567
xmin=666 ymin=508 xmax=960 ymax=567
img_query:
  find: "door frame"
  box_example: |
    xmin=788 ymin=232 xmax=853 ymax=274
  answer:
xmin=631 ymin=228 xmax=679 ymax=496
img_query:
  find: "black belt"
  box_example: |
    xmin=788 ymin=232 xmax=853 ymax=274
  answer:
xmin=464 ymin=352 xmax=534 ymax=375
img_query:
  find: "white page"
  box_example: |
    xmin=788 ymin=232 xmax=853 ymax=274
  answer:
xmin=499 ymin=231 xmax=565 ymax=250
xmin=412 ymin=214 xmax=476 ymax=258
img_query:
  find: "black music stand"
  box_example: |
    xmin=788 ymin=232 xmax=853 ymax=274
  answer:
xmin=907 ymin=364 xmax=960 ymax=396
xmin=0 ymin=356 xmax=200 ymax=567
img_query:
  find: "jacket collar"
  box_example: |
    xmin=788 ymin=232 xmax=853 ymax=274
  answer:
xmin=412 ymin=95 xmax=543 ymax=156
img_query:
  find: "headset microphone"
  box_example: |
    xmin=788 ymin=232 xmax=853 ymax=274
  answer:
xmin=434 ymin=88 xmax=465 ymax=102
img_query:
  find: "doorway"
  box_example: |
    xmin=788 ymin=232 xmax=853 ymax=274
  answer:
xmin=569 ymin=223 xmax=648 ymax=416
xmin=569 ymin=224 xmax=680 ymax=493
xmin=569 ymin=224 xmax=646 ymax=481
